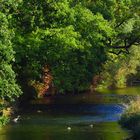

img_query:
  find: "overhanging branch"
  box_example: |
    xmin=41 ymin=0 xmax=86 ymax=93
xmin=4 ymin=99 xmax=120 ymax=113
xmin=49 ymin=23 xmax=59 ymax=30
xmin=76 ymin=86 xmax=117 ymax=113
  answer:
xmin=109 ymin=49 xmax=130 ymax=55
xmin=107 ymin=37 xmax=139 ymax=55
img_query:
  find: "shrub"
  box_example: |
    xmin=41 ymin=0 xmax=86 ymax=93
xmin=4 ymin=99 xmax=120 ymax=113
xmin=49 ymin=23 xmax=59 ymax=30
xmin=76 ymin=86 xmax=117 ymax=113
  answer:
xmin=0 ymin=116 xmax=10 ymax=127
xmin=120 ymin=99 xmax=140 ymax=139
xmin=97 ymin=46 xmax=140 ymax=90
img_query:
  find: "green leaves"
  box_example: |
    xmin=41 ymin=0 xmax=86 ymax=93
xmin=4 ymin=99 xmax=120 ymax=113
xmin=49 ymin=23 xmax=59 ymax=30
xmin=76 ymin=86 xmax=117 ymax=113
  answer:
xmin=97 ymin=45 xmax=140 ymax=89
xmin=8 ymin=0 xmax=140 ymax=95
xmin=0 ymin=1 xmax=22 ymax=102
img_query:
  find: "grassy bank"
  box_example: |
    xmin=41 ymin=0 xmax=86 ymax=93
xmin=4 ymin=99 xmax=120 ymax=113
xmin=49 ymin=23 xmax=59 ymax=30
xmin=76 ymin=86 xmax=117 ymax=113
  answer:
xmin=0 ymin=105 xmax=14 ymax=127
xmin=120 ymin=99 xmax=140 ymax=139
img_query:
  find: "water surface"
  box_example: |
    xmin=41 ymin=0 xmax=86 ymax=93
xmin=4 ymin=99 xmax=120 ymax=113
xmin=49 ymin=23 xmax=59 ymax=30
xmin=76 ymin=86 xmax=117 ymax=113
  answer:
xmin=1 ymin=87 xmax=139 ymax=140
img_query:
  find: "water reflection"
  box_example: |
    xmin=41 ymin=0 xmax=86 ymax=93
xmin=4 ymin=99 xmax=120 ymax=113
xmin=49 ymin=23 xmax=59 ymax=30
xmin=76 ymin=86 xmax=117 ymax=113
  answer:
xmin=0 ymin=122 xmax=129 ymax=140
xmin=1 ymin=86 xmax=138 ymax=140
xmin=0 ymin=103 xmax=129 ymax=140
xmin=98 ymin=86 xmax=140 ymax=95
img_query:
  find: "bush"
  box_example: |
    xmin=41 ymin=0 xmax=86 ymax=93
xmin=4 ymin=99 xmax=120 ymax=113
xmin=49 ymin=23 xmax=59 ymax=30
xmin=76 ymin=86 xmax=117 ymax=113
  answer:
xmin=120 ymin=99 xmax=140 ymax=139
xmin=0 ymin=116 xmax=10 ymax=127
xmin=97 ymin=46 xmax=140 ymax=90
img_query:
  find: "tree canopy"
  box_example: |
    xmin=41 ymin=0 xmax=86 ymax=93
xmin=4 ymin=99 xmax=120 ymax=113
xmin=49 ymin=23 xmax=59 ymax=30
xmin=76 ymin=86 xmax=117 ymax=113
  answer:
xmin=0 ymin=0 xmax=140 ymax=98
xmin=0 ymin=0 xmax=22 ymax=102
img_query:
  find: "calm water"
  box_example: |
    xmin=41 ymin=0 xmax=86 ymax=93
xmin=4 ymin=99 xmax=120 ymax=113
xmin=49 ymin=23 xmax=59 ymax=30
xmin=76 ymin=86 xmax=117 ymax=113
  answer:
xmin=1 ymin=87 xmax=140 ymax=140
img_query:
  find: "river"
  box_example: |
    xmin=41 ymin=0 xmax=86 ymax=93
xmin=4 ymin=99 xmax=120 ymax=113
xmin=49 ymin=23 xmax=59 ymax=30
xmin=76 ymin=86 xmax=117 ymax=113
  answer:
xmin=0 ymin=86 xmax=140 ymax=140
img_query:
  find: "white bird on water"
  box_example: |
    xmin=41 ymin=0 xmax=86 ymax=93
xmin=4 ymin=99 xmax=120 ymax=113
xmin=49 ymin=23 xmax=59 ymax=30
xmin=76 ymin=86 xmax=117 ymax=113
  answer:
xmin=13 ymin=115 xmax=20 ymax=123
xmin=89 ymin=124 xmax=93 ymax=128
xmin=67 ymin=127 xmax=71 ymax=131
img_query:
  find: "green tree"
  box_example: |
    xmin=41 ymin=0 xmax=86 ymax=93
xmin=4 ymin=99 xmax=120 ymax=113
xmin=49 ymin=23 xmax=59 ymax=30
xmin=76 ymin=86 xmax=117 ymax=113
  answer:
xmin=88 ymin=0 xmax=140 ymax=54
xmin=13 ymin=0 xmax=111 ymax=95
xmin=10 ymin=0 xmax=140 ymax=96
xmin=97 ymin=45 xmax=140 ymax=89
xmin=0 ymin=0 xmax=22 ymax=105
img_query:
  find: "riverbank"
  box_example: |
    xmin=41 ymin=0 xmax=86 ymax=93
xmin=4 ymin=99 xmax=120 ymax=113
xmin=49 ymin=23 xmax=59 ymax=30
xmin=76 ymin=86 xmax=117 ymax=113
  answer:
xmin=120 ymin=98 xmax=140 ymax=140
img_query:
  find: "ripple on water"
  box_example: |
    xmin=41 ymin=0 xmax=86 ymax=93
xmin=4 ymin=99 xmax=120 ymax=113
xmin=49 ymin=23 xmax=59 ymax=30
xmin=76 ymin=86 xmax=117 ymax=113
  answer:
xmin=16 ymin=104 xmax=125 ymax=125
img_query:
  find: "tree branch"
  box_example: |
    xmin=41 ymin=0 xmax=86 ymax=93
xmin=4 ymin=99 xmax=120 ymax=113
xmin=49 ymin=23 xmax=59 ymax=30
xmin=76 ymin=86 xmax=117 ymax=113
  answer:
xmin=108 ymin=38 xmax=139 ymax=49
xmin=107 ymin=37 xmax=139 ymax=55
xmin=109 ymin=48 xmax=130 ymax=55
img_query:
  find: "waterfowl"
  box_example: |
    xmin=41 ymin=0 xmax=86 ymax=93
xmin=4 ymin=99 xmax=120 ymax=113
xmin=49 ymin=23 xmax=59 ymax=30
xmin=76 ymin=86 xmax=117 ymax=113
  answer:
xmin=37 ymin=110 xmax=42 ymax=113
xmin=67 ymin=127 xmax=71 ymax=131
xmin=13 ymin=115 xmax=20 ymax=123
xmin=89 ymin=124 xmax=93 ymax=128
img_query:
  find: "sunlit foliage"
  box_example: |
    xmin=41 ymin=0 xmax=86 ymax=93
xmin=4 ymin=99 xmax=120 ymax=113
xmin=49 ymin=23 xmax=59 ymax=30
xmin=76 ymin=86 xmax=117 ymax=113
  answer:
xmin=0 ymin=0 xmax=140 ymax=97
xmin=97 ymin=46 xmax=140 ymax=89
xmin=0 ymin=1 xmax=22 ymax=102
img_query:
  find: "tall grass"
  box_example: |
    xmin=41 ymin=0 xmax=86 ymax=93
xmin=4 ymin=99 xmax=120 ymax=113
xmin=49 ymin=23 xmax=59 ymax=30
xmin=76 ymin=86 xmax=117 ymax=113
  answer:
xmin=120 ymin=98 xmax=140 ymax=139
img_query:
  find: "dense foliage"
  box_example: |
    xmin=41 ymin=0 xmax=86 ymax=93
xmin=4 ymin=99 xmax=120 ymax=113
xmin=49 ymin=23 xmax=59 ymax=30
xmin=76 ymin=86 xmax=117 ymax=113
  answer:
xmin=0 ymin=1 xmax=22 ymax=125
xmin=0 ymin=1 xmax=22 ymax=102
xmin=0 ymin=0 xmax=140 ymax=98
xmin=11 ymin=0 xmax=140 ymax=96
xmin=97 ymin=46 xmax=140 ymax=89
xmin=120 ymin=99 xmax=140 ymax=139
xmin=13 ymin=0 xmax=111 ymax=95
